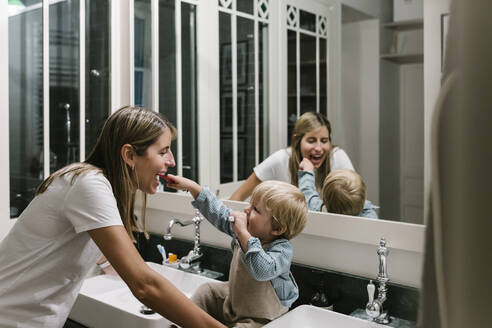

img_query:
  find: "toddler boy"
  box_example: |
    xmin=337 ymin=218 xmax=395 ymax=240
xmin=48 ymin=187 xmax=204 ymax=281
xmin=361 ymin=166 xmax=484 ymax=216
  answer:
xmin=298 ymin=158 xmax=378 ymax=218
xmin=167 ymin=176 xmax=307 ymax=327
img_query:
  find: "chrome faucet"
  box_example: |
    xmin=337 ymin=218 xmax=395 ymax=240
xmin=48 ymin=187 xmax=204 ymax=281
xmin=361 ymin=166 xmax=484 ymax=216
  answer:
xmin=365 ymin=238 xmax=390 ymax=324
xmin=164 ymin=209 xmax=203 ymax=272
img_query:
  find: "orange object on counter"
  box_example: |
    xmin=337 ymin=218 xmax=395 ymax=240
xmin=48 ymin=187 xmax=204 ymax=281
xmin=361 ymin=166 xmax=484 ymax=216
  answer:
xmin=168 ymin=253 xmax=177 ymax=262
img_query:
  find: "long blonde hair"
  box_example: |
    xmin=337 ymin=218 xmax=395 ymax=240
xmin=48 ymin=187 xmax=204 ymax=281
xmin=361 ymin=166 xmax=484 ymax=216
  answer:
xmin=36 ymin=106 xmax=176 ymax=241
xmin=289 ymin=112 xmax=333 ymax=191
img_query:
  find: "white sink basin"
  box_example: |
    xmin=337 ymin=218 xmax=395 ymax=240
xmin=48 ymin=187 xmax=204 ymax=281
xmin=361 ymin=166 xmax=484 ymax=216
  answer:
xmin=263 ymin=305 xmax=390 ymax=328
xmin=69 ymin=262 xmax=218 ymax=328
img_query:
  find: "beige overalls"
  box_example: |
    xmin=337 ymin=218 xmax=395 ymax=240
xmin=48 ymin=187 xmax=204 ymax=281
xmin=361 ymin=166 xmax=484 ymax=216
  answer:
xmin=191 ymin=244 xmax=293 ymax=327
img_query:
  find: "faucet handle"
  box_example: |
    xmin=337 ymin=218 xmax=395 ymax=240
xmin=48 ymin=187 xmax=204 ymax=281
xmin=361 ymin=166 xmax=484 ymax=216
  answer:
xmin=377 ymin=238 xmax=389 ymax=281
xmin=367 ymin=280 xmax=375 ymax=303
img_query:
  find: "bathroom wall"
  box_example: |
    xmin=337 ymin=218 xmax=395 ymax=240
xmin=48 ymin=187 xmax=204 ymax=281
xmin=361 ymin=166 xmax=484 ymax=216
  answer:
xmin=139 ymin=191 xmax=425 ymax=288
xmin=340 ymin=17 xmax=380 ymax=205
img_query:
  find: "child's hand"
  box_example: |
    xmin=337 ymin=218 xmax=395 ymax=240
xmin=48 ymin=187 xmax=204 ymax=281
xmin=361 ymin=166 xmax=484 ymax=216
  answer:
xmin=299 ymin=157 xmax=314 ymax=171
xmin=230 ymin=210 xmax=251 ymax=252
xmin=230 ymin=211 xmax=248 ymax=236
xmin=165 ymin=174 xmax=202 ymax=199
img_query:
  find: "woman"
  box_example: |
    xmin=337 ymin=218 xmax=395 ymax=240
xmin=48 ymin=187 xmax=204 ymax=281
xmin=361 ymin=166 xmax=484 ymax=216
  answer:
xmin=230 ymin=111 xmax=354 ymax=201
xmin=0 ymin=107 xmax=225 ymax=328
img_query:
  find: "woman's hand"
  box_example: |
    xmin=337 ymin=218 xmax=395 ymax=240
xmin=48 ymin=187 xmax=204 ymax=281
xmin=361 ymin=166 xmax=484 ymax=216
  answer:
xmin=165 ymin=174 xmax=202 ymax=199
xmin=299 ymin=157 xmax=315 ymax=171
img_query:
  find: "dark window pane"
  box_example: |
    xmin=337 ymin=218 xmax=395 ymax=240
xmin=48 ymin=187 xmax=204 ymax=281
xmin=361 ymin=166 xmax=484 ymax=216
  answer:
xmin=237 ymin=0 xmax=254 ymax=15
xmin=9 ymin=1 xmax=44 ymax=218
xmin=236 ymin=16 xmax=255 ymax=180
xmin=134 ymin=0 xmax=151 ymax=108
xmin=300 ymin=9 xmax=316 ymax=32
xmin=86 ymin=0 xmax=110 ymax=155
xmin=287 ymin=29 xmax=296 ymax=144
xmin=219 ymin=12 xmax=232 ymax=183
xmin=181 ymin=2 xmax=198 ymax=181
xmin=50 ymin=0 xmax=80 ymax=173
xmin=159 ymin=0 xmax=177 ymax=185
xmin=300 ymin=33 xmax=316 ymax=115
xmin=258 ymin=22 xmax=269 ymax=162
xmin=319 ymin=38 xmax=327 ymax=114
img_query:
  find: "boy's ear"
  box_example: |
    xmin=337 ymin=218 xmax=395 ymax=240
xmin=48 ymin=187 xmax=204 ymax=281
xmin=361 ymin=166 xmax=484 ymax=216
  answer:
xmin=272 ymin=225 xmax=287 ymax=236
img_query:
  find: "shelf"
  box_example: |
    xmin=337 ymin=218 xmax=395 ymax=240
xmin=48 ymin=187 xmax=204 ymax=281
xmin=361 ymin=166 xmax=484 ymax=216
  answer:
xmin=383 ymin=19 xmax=423 ymax=31
xmin=380 ymin=53 xmax=423 ymax=64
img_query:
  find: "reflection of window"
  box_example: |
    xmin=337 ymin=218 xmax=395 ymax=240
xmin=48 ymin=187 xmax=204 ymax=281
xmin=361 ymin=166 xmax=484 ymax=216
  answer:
xmin=220 ymin=91 xmax=246 ymax=134
xmin=221 ymin=41 xmax=248 ymax=86
xmin=286 ymin=5 xmax=329 ymax=144
xmin=134 ymin=17 xmax=145 ymax=106
xmin=220 ymin=137 xmax=233 ymax=181
xmin=219 ymin=2 xmax=269 ymax=184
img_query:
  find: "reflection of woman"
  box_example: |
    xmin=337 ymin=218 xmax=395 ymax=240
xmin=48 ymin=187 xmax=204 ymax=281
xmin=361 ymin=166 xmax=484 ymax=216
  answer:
xmin=0 ymin=107 xmax=224 ymax=328
xmin=230 ymin=112 xmax=354 ymax=201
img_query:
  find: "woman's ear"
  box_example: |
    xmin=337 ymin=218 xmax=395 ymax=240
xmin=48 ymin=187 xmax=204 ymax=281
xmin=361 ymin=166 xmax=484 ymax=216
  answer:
xmin=121 ymin=144 xmax=136 ymax=168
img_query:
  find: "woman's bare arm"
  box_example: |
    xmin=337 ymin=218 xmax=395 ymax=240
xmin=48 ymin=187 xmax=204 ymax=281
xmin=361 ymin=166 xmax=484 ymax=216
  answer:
xmin=88 ymin=226 xmax=225 ymax=328
xmin=229 ymin=172 xmax=262 ymax=201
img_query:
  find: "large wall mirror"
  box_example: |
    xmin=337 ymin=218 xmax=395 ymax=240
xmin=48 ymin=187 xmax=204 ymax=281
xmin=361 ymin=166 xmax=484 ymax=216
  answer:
xmin=132 ymin=0 xmax=426 ymax=226
xmin=218 ymin=0 xmax=425 ymax=225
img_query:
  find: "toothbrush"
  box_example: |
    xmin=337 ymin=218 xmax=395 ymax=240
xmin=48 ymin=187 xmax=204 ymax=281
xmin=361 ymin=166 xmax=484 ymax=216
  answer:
xmin=158 ymin=174 xmax=172 ymax=183
xmin=156 ymin=244 xmax=167 ymax=261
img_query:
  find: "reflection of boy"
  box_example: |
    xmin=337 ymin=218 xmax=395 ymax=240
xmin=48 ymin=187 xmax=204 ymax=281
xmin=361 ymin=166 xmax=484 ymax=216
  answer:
xmin=298 ymin=161 xmax=378 ymax=218
xmin=167 ymin=176 xmax=308 ymax=327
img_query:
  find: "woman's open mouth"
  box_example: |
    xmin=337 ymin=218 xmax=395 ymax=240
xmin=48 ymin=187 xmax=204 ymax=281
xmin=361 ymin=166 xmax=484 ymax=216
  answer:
xmin=309 ymin=154 xmax=325 ymax=167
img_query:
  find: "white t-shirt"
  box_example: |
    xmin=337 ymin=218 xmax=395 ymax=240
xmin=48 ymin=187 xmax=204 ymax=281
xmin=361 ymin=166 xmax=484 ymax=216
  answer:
xmin=254 ymin=147 xmax=355 ymax=183
xmin=0 ymin=171 xmax=123 ymax=328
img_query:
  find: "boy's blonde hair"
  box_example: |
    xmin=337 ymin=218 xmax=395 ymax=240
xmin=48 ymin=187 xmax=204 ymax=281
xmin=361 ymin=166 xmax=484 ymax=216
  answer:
xmin=322 ymin=169 xmax=365 ymax=216
xmin=251 ymin=181 xmax=307 ymax=239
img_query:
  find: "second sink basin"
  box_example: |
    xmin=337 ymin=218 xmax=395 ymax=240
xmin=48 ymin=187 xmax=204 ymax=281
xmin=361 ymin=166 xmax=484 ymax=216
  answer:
xmin=69 ymin=261 xmax=217 ymax=328
xmin=263 ymin=304 xmax=391 ymax=328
